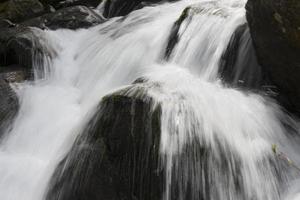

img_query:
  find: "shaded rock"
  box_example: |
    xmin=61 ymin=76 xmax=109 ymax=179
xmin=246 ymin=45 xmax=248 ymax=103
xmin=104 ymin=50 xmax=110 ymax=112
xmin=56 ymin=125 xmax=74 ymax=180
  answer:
xmin=103 ymin=0 xmax=178 ymax=18
xmin=219 ymin=23 xmax=266 ymax=89
xmin=164 ymin=6 xmax=191 ymax=59
xmin=165 ymin=3 xmax=227 ymax=60
xmin=0 ymin=19 xmax=16 ymax=28
xmin=0 ymin=66 xmax=30 ymax=138
xmin=0 ymin=0 xmax=45 ymax=23
xmin=46 ymin=86 xmax=163 ymax=200
xmin=0 ymin=65 xmax=32 ymax=82
xmin=40 ymin=0 xmax=102 ymax=9
xmin=22 ymin=5 xmax=105 ymax=30
xmin=0 ymin=27 xmax=56 ymax=70
xmin=0 ymin=79 xmax=18 ymax=137
xmin=246 ymin=0 xmax=300 ymax=115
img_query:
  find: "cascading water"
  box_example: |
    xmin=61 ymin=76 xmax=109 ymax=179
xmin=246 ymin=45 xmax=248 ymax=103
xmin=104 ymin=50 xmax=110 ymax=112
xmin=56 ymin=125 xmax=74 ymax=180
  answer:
xmin=0 ymin=0 xmax=300 ymax=200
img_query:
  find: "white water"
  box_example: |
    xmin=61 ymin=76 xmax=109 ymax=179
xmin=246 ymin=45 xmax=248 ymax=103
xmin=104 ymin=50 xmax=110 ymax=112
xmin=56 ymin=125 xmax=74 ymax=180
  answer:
xmin=0 ymin=0 xmax=299 ymax=200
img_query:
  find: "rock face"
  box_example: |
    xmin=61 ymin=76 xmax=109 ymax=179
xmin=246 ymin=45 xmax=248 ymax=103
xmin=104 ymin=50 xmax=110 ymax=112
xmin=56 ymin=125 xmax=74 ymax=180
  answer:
xmin=0 ymin=27 xmax=56 ymax=69
xmin=164 ymin=6 xmax=190 ymax=59
xmin=246 ymin=0 xmax=300 ymax=114
xmin=22 ymin=6 xmax=105 ymax=30
xmin=40 ymin=0 xmax=102 ymax=9
xmin=103 ymin=0 xmax=178 ymax=18
xmin=219 ymin=23 xmax=266 ymax=90
xmin=46 ymin=86 xmax=163 ymax=200
xmin=0 ymin=78 xmax=18 ymax=137
xmin=0 ymin=66 xmax=30 ymax=138
xmin=0 ymin=0 xmax=45 ymax=23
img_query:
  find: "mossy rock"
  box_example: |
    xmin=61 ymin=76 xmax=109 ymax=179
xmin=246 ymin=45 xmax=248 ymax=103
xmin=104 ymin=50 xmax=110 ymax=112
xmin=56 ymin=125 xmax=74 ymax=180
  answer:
xmin=22 ymin=5 xmax=105 ymax=30
xmin=0 ymin=0 xmax=45 ymax=23
xmin=246 ymin=0 xmax=300 ymax=115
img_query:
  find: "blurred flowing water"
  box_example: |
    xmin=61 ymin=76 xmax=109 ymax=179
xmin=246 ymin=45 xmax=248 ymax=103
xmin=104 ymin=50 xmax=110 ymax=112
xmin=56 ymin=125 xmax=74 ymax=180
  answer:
xmin=0 ymin=0 xmax=300 ymax=200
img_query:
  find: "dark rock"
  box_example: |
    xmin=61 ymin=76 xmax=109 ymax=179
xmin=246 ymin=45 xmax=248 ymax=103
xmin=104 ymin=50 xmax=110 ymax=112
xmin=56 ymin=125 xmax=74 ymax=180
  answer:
xmin=165 ymin=3 xmax=227 ymax=60
xmin=219 ymin=23 xmax=266 ymax=90
xmin=246 ymin=0 xmax=300 ymax=115
xmin=165 ymin=6 xmax=190 ymax=59
xmin=0 ymin=19 xmax=16 ymax=28
xmin=0 ymin=27 xmax=56 ymax=70
xmin=46 ymin=86 xmax=163 ymax=200
xmin=0 ymin=0 xmax=45 ymax=23
xmin=0 ymin=79 xmax=18 ymax=138
xmin=103 ymin=0 xmax=178 ymax=18
xmin=22 ymin=5 xmax=105 ymax=30
xmin=0 ymin=66 xmax=30 ymax=138
xmin=40 ymin=0 xmax=102 ymax=9
xmin=0 ymin=65 xmax=32 ymax=81
xmin=44 ymin=77 xmax=290 ymax=200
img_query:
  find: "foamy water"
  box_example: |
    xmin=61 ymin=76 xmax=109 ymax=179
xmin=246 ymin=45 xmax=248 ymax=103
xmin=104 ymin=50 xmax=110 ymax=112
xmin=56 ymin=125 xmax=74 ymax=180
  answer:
xmin=0 ymin=0 xmax=299 ymax=199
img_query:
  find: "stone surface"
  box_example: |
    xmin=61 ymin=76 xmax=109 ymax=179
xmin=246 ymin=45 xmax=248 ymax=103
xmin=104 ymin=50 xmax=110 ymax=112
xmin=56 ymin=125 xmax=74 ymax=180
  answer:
xmin=0 ymin=66 xmax=30 ymax=138
xmin=22 ymin=5 xmax=105 ymax=30
xmin=46 ymin=86 xmax=163 ymax=200
xmin=103 ymin=0 xmax=178 ymax=18
xmin=40 ymin=0 xmax=102 ymax=9
xmin=219 ymin=23 xmax=266 ymax=90
xmin=0 ymin=0 xmax=45 ymax=23
xmin=0 ymin=27 xmax=56 ymax=69
xmin=246 ymin=0 xmax=300 ymax=115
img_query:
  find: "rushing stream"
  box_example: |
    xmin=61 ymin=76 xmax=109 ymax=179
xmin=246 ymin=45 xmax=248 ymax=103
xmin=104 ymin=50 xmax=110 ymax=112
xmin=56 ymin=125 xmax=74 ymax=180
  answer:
xmin=0 ymin=0 xmax=300 ymax=200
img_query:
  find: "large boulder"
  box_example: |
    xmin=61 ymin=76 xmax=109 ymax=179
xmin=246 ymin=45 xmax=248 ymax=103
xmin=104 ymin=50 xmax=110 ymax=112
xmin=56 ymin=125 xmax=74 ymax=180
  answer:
xmin=0 ymin=0 xmax=45 ymax=23
xmin=0 ymin=27 xmax=56 ymax=70
xmin=246 ymin=0 xmax=300 ymax=114
xmin=46 ymin=85 xmax=163 ymax=200
xmin=22 ymin=5 xmax=105 ymax=30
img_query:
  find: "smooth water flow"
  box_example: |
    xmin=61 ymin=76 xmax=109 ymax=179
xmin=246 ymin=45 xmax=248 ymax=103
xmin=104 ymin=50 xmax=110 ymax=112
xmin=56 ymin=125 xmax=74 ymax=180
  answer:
xmin=0 ymin=0 xmax=299 ymax=200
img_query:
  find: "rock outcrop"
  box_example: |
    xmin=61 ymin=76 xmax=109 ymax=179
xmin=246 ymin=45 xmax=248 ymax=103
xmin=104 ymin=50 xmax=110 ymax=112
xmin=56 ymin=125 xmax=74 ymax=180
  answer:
xmin=219 ymin=23 xmax=266 ymax=90
xmin=40 ymin=0 xmax=102 ymax=9
xmin=103 ymin=0 xmax=178 ymax=18
xmin=0 ymin=66 xmax=30 ymax=138
xmin=22 ymin=6 xmax=105 ymax=30
xmin=0 ymin=0 xmax=45 ymax=23
xmin=46 ymin=85 xmax=163 ymax=200
xmin=0 ymin=27 xmax=56 ymax=69
xmin=246 ymin=0 xmax=300 ymax=115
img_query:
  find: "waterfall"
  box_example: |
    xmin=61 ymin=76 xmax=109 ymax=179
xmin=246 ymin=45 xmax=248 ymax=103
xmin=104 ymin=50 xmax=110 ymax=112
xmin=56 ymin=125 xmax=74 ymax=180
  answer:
xmin=0 ymin=0 xmax=299 ymax=200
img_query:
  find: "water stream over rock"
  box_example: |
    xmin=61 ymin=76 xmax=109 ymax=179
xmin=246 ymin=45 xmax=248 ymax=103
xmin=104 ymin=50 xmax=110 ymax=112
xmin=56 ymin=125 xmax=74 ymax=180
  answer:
xmin=0 ymin=0 xmax=300 ymax=200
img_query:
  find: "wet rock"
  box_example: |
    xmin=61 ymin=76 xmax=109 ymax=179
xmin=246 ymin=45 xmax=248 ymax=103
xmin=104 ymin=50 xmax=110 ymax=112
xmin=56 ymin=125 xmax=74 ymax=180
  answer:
xmin=0 ymin=79 xmax=18 ymax=137
xmin=0 ymin=0 xmax=45 ymax=23
xmin=103 ymin=0 xmax=178 ymax=18
xmin=0 ymin=65 xmax=32 ymax=82
xmin=0 ymin=66 xmax=30 ymax=138
xmin=246 ymin=0 xmax=300 ymax=115
xmin=0 ymin=19 xmax=16 ymax=28
xmin=219 ymin=23 xmax=266 ymax=90
xmin=165 ymin=6 xmax=190 ymax=59
xmin=165 ymin=3 xmax=226 ymax=60
xmin=45 ymin=79 xmax=288 ymax=200
xmin=46 ymin=86 xmax=163 ymax=200
xmin=41 ymin=0 xmax=102 ymax=9
xmin=22 ymin=5 xmax=105 ymax=30
xmin=0 ymin=27 xmax=56 ymax=70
